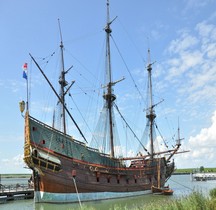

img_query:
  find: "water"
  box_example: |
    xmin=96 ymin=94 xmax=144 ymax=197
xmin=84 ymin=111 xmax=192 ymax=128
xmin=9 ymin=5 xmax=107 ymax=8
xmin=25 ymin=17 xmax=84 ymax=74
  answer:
xmin=1 ymin=177 xmax=29 ymax=186
xmin=1 ymin=174 xmax=216 ymax=210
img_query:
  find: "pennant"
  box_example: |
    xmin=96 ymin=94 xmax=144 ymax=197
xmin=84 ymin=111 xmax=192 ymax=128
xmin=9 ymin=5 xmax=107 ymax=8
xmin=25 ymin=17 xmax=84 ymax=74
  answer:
xmin=22 ymin=63 xmax=27 ymax=79
xmin=23 ymin=63 xmax=27 ymax=70
xmin=23 ymin=71 xmax=27 ymax=79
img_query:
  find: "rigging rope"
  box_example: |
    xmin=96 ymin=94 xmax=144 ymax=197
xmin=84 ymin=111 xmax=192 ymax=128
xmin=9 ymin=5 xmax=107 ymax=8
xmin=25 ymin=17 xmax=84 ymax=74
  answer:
xmin=113 ymin=102 xmax=151 ymax=156
xmin=65 ymin=48 xmax=101 ymax=86
xmin=117 ymin=18 xmax=146 ymax=64
xmin=30 ymin=53 xmax=88 ymax=144
xmin=169 ymin=178 xmax=193 ymax=191
xmin=110 ymin=35 xmax=145 ymax=103
xmin=155 ymin=123 xmax=169 ymax=149
xmin=69 ymin=93 xmax=98 ymax=144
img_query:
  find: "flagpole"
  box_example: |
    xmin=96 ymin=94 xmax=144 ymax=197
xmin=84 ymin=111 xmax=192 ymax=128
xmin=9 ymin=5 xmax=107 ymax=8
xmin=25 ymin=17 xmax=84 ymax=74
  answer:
xmin=22 ymin=63 xmax=29 ymax=111
xmin=26 ymin=76 xmax=29 ymax=111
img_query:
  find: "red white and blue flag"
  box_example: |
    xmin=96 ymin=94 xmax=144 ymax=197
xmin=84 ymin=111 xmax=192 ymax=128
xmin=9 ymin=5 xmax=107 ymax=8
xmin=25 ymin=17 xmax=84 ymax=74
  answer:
xmin=22 ymin=63 xmax=28 ymax=79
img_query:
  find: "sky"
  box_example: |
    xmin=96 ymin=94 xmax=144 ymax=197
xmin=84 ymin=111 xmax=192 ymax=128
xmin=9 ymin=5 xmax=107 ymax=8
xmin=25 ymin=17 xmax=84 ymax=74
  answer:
xmin=0 ymin=0 xmax=216 ymax=174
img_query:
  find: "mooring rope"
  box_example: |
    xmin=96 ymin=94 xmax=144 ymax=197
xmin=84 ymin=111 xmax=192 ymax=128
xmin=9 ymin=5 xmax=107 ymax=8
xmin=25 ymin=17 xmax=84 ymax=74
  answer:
xmin=169 ymin=177 xmax=193 ymax=191
xmin=72 ymin=177 xmax=82 ymax=209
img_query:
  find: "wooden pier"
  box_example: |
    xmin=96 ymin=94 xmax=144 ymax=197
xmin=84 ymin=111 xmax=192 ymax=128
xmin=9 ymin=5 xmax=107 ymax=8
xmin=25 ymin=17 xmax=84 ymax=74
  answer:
xmin=192 ymin=172 xmax=216 ymax=181
xmin=0 ymin=184 xmax=34 ymax=203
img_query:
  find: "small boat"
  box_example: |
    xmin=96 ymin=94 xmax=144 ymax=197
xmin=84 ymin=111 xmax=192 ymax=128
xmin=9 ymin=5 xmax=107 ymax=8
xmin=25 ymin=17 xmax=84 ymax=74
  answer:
xmin=163 ymin=188 xmax=174 ymax=195
xmin=151 ymin=157 xmax=174 ymax=196
xmin=151 ymin=186 xmax=173 ymax=195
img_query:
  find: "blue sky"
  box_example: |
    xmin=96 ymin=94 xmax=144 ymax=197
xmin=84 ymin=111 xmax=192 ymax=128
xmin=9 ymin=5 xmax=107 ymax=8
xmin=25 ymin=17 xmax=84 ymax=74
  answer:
xmin=0 ymin=0 xmax=216 ymax=174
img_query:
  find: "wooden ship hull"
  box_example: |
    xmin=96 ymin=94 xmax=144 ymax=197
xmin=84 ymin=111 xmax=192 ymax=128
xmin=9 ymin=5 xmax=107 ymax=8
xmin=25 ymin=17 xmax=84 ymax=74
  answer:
xmin=21 ymin=0 xmax=185 ymax=203
xmin=24 ymin=114 xmax=175 ymax=203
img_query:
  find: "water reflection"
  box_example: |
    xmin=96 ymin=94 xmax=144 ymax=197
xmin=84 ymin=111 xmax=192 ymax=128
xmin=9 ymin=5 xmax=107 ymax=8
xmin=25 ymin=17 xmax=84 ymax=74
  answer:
xmin=34 ymin=194 xmax=171 ymax=210
xmin=34 ymin=175 xmax=216 ymax=210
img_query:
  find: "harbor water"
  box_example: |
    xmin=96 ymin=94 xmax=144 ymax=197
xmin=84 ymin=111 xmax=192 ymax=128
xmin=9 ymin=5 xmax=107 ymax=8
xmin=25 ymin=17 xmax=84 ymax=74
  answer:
xmin=1 ymin=174 xmax=216 ymax=210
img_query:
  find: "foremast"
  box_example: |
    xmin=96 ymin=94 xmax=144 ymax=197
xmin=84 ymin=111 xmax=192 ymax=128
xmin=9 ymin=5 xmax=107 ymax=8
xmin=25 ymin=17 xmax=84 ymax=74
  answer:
xmin=57 ymin=20 xmax=75 ymax=134
xmin=58 ymin=20 xmax=67 ymax=134
xmin=29 ymin=20 xmax=87 ymax=143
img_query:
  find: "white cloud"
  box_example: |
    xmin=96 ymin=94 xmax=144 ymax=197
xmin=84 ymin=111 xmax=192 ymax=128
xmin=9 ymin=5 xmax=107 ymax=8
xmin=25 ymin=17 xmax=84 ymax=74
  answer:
xmin=160 ymin=20 xmax=216 ymax=115
xmin=183 ymin=0 xmax=212 ymax=13
xmin=176 ymin=110 xmax=216 ymax=168
xmin=157 ymin=18 xmax=216 ymax=168
xmin=196 ymin=21 xmax=215 ymax=39
xmin=189 ymin=111 xmax=216 ymax=147
xmin=168 ymin=33 xmax=199 ymax=54
xmin=0 ymin=154 xmax=28 ymax=174
xmin=0 ymin=79 xmax=26 ymax=94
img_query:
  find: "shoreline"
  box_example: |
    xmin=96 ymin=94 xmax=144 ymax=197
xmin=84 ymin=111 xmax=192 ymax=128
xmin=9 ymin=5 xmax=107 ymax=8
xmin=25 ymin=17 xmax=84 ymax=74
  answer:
xmin=0 ymin=174 xmax=31 ymax=179
xmin=1 ymin=167 xmax=216 ymax=178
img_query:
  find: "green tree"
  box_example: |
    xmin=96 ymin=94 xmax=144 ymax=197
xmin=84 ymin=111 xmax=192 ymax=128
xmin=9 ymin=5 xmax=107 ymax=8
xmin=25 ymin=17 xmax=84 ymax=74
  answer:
xmin=200 ymin=166 xmax=204 ymax=172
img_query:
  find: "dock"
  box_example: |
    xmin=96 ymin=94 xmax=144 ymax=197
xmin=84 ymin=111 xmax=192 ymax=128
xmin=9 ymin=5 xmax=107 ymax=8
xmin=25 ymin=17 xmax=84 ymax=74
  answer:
xmin=0 ymin=184 xmax=34 ymax=203
xmin=192 ymin=172 xmax=216 ymax=181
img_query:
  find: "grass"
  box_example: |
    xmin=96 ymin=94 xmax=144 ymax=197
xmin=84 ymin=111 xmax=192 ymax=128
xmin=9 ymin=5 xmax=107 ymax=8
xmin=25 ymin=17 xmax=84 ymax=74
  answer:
xmin=130 ymin=190 xmax=216 ymax=210
xmin=70 ymin=189 xmax=216 ymax=210
xmin=137 ymin=189 xmax=216 ymax=210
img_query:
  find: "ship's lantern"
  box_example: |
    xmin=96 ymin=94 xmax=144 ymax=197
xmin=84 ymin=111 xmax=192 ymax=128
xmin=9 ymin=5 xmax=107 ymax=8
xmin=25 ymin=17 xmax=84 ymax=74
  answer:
xmin=19 ymin=101 xmax=25 ymax=113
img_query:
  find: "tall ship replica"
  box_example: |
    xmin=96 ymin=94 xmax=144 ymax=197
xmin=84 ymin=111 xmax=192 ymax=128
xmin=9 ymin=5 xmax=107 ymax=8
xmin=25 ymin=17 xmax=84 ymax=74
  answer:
xmin=22 ymin=0 xmax=183 ymax=203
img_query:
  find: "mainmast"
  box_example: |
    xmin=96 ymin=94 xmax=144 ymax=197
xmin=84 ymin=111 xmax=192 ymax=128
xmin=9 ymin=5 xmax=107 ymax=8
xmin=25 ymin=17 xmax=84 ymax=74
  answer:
xmin=146 ymin=49 xmax=156 ymax=159
xmin=103 ymin=0 xmax=116 ymax=158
